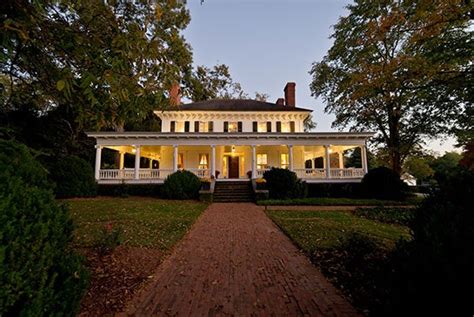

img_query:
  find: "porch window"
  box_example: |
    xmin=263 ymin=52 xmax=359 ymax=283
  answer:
xmin=257 ymin=154 xmax=268 ymax=170
xmin=198 ymin=154 xmax=209 ymax=169
xmin=178 ymin=153 xmax=184 ymax=169
xmin=280 ymin=153 xmax=289 ymax=169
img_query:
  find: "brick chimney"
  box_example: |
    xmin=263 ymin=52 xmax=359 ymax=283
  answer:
xmin=284 ymin=82 xmax=296 ymax=107
xmin=275 ymin=98 xmax=285 ymax=106
xmin=169 ymin=82 xmax=181 ymax=106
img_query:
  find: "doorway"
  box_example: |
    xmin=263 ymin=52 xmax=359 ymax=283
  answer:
xmin=228 ymin=156 xmax=240 ymax=178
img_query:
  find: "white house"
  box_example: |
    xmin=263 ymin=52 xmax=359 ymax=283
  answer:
xmin=87 ymin=83 xmax=373 ymax=184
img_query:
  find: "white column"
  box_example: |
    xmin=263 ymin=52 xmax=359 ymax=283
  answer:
xmin=251 ymin=145 xmax=257 ymax=178
xmin=134 ymin=145 xmax=141 ymax=180
xmin=361 ymin=145 xmax=368 ymax=173
xmin=324 ymin=145 xmax=331 ymax=179
xmin=288 ymin=145 xmax=294 ymax=171
xmin=211 ymin=145 xmax=216 ymax=177
xmin=119 ymin=152 xmax=125 ymax=170
xmin=173 ymin=145 xmax=178 ymax=172
xmin=94 ymin=145 xmax=102 ymax=180
xmin=338 ymin=152 xmax=344 ymax=169
xmin=149 ymin=159 xmax=153 ymax=169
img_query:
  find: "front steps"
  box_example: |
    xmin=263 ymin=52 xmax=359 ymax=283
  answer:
xmin=213 ymin=181 xmax=253 ymax=202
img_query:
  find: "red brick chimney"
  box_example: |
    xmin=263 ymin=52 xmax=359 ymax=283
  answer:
xmin=169 ymin=82 xmax=181 ymax=106
xmin=284 ymin=82 xmax=296 ymax=107
xmin=275 ymin=98 xmax=285 ymax=106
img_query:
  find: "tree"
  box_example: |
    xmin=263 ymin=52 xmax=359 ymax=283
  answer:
xmin=430 ymin=151 xmax=462 ymax=182
xmin=310 ymin=0 xmax=472 ymax=175
xmin=404 ymin=155 xmax=435 ymax=182
xmin=1 ymin=0 xmax=193 ymax=132
xmin=303 ymin=114 xmax=317 ymax=132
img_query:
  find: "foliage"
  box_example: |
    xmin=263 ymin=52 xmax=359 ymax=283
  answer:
xmin=303 ymin=114 xmax=317 ymax=132
xmin=46 ymin=155 xmax=97 ymax=198
xmin=161 ymin=170 xmax=201 ymax=200
xmin=354 ymin=207 xmax=416 ymax=226
xmin=404 ymin=155 xmax=435 ymax=183
xmin=310 ymin=0 xmax=473 ymax=174
xmin=68 ymin=197 xmax=207 ymax=250
xmin=263 ymin=167 xmax=307 ymax=199
xmin=430 ymin=151 xmax=462 ymax=183
xmin=94 ymin=223 xmax=122 ymax=256
xmin=0 ymin=140 xmax=87 ymax=316
xmin=361 ymin=167 xmax=408 ymax=200
xmin=257 ymin=197 xmax=420 ymax=206
xmin=1 ymin=1 xmax=193 ymax=131
xmin=387 ymin=168 xmax=474 ymax=315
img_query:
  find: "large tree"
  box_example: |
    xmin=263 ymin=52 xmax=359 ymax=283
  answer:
xmin=310 ymin=0 xmax=472 ymax=174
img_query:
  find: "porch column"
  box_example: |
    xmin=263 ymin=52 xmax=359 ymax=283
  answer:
xmin=149 ymin=159 xmax=153 ymax=169
xmin=288 ymin=145 xmax=294 ymax=171
xmin=361 ymin=145 xmax=368 ymax=173
xmin=134 ymin=145 xmax=141 ymax=180
xmin=173 ymin=145 xmax=178 ymax=172
xmin=338 ymin=152 xmax=344 ymax=169
xmin=211 ymin=145 xmax=216 ymax=177
xmin=324 ymin=144 xmax=331 ymax=179
xmin=119 ymin=151 xmax=125 ymax=170
xmin=94 ymin=145 xmax=102 ymax=180
xmin=251 ymin=145 xmax=257 ymax=178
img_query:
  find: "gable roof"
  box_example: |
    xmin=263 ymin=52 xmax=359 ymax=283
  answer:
xmin=167 ymin=99 xmax=312 ymax=112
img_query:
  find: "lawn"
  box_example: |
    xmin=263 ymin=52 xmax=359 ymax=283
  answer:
xmin=258 ymin=196 xmax=422 ymax=206
xmin=65 ymin=197 xmax=208 ymax=251
xmin=267 ymin=210 xmax=410 ymax=251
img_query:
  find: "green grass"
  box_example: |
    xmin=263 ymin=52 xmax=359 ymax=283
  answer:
xmin=267 ymin=210 xmax=410 ymax=251
xmin=258 ymin=196 xmax=422 ymax=206
xmin=64 ymin=197 xmax=208 ymax=251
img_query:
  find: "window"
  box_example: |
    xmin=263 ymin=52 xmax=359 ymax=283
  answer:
xmin=170 ymin=121 xmax=176 ymax=132
xmin=227 ymin=122 xmax=239 ymax=133
xmin=184 ymin=121 xmax=190 ymax=132
xmin=290 ymin=121 xmax=295 ymax=132
xmin=178 ymin=153 xmax=184 ymax=169
xmin=276 ymin=121 xmax=282 ymax=132
xmin=280 ymin=153 xmax=289 ymax=169
xmin=266 ymin=121 xmax=272 ymax=132
xmin=208 ymin=121 xmax=213 ymax=132
xmin=253 ymin=121 xmax=258 ymax=132
xmin=195 ymin=121 xmax=209 ymax=132
xmin=194 ymin=121 xmax=200 ymax=132
xmin=281 ymin=122 xmax=291 ymax=132
xmin=257 ymin=154 xmax=268 ymax=170
xmin=257 ymin=122 xmax=267 ymax=132
xmin=198 ymin=154 xmax=209 ymax=169
xmin=224 ymin=121 xmax=229 ymax=132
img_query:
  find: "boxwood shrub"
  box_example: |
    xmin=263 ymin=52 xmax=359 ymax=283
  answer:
xmin=0 ymin=140 xmax=88 ymax=316
xmin=161 ymin=170 xmax=201 ymax=199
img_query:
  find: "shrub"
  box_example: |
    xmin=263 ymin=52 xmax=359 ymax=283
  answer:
xmin=387 ymin=168 xmax=474 ymax=315
xmin=47 ymin=155 xmax=97 ymax=198
xmin=263 ymin=167 xmax=307 ymax=199
xmin=354 ymin=207 xmax=416 ymax=226
xmin=95 ymin=223 xmax=122 ymax=256
xmin=0 ymin=140 xmax=88 ymax=316
xmin=307 ymin=183 xmax=362 ymax=198
xmin=361 ymin=167 xmax=407 ymax=200
xmin=161 ymin=170 xmax=201 ymax=199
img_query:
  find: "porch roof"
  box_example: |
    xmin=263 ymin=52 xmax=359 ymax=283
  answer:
xmin=87 ymin=132 xmax=375 ymax=146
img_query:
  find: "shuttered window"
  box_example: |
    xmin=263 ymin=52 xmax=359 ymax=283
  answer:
xmin=208 ymin=121 xmax=213 ymax=132
xmin=223 ymin=121 xmax=229 ymax=132
xmin=184 ymin=121 xmax=190 ymax=132
xmin=290 ymin=121 xmax=296 ymax=132
xmin=276 ymin=121 xmax=282 ymax=132
xmin=238 ymin=122 xmax=243 ymax=132
xmin=194 ymin=121 xmax=200 ymax=132
xmin=253 ymin=121 xmax=258 ymax=132
xmin=170 ymin=121 xmax=176 ymax=132
xmin=266 ymin=121 xmax=272 ymax=132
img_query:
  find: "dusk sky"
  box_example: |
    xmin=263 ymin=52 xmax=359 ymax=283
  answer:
xmin=183 ymin=0 xmax=457 ymax=154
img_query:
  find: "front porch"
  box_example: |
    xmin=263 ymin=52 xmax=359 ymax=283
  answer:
xmin=90 ymin=133 xmax=371 ymax=184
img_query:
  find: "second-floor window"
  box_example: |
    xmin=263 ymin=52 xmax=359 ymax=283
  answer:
xmin=224 ymin=121 xmax=242 ymax=133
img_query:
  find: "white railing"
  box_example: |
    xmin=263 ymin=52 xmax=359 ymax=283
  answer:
xmin=294 ymin=168 xmax=327 ymax=179
xmin=99 ymin=169 xmax=173 ymax=180
xmin=187 ymin=168 xmax=210 ymax=178
xmin=257 ymin=168 xmax=270 ymax=177
xmin=330 ymin=168 xmax=365 ymax=179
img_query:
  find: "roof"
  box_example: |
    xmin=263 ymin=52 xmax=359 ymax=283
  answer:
xmin=167 ymin=99 xmax=312 ymax=112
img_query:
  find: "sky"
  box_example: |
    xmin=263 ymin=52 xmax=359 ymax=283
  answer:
xmin=183 ymin=0 xmax=458 ymax=155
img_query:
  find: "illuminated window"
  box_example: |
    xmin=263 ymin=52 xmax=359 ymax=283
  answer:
xmin=175 ymin=121 xmax=185 ymax=132
xmin=257 ymin=122 xmax=267 ymax=132
xmin=281 ymin=122 xmax=291 ymax=132
xmin=178 ymin=153 xmax=184 ymax=169
xmin=199 ymin=121 xmax=209 ymax=132
xmin=280 ymin=153 xmax=289 ymax=169
xmin=199 ymin=154 xmax=209 ymax=169
xmin=257 ymin=154 xmax=268 ymax=170
xmin=228 ymin=122 xmax=238 ymax=132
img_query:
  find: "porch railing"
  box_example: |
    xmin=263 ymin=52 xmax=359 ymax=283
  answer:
xmin=99 ymin=169 xmax=173 ymax=180
xmin=187 ymin=168 xmax=210 ymax=178
xmin=330 ymin=168 xmax=365 ymax=179
xmin=294 ymin=168 xmax=364 ymax=179
xmin=256 ymin=168 xmax=270 ymax=177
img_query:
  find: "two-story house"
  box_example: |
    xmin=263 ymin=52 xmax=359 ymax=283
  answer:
xmin=87 ymin=83 xmax=373 ymax=184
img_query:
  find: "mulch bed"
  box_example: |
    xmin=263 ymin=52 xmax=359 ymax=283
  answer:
xmin=77 ymin=246 xmax=163 ymax=316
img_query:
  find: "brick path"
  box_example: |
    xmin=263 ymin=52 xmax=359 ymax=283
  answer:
xmin=125 ymin=203 xmax=359 ymax=316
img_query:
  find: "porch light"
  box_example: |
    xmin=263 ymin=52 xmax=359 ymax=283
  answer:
xmin=231 ymin=145 xmax=235 ymax=153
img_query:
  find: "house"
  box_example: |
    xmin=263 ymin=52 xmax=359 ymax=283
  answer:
xmin=402 ymin=173 xmax=417 ymax=187
xmin=87 ymin=83 xmax=373 ymax=184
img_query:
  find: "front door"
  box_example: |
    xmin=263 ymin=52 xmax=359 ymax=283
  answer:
xmin=228 ymin=156 xmax=239 ymax=178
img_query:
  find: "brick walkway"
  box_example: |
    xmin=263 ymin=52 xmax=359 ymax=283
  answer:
xmin=125 ymin=203 xmax=359 ymax=316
